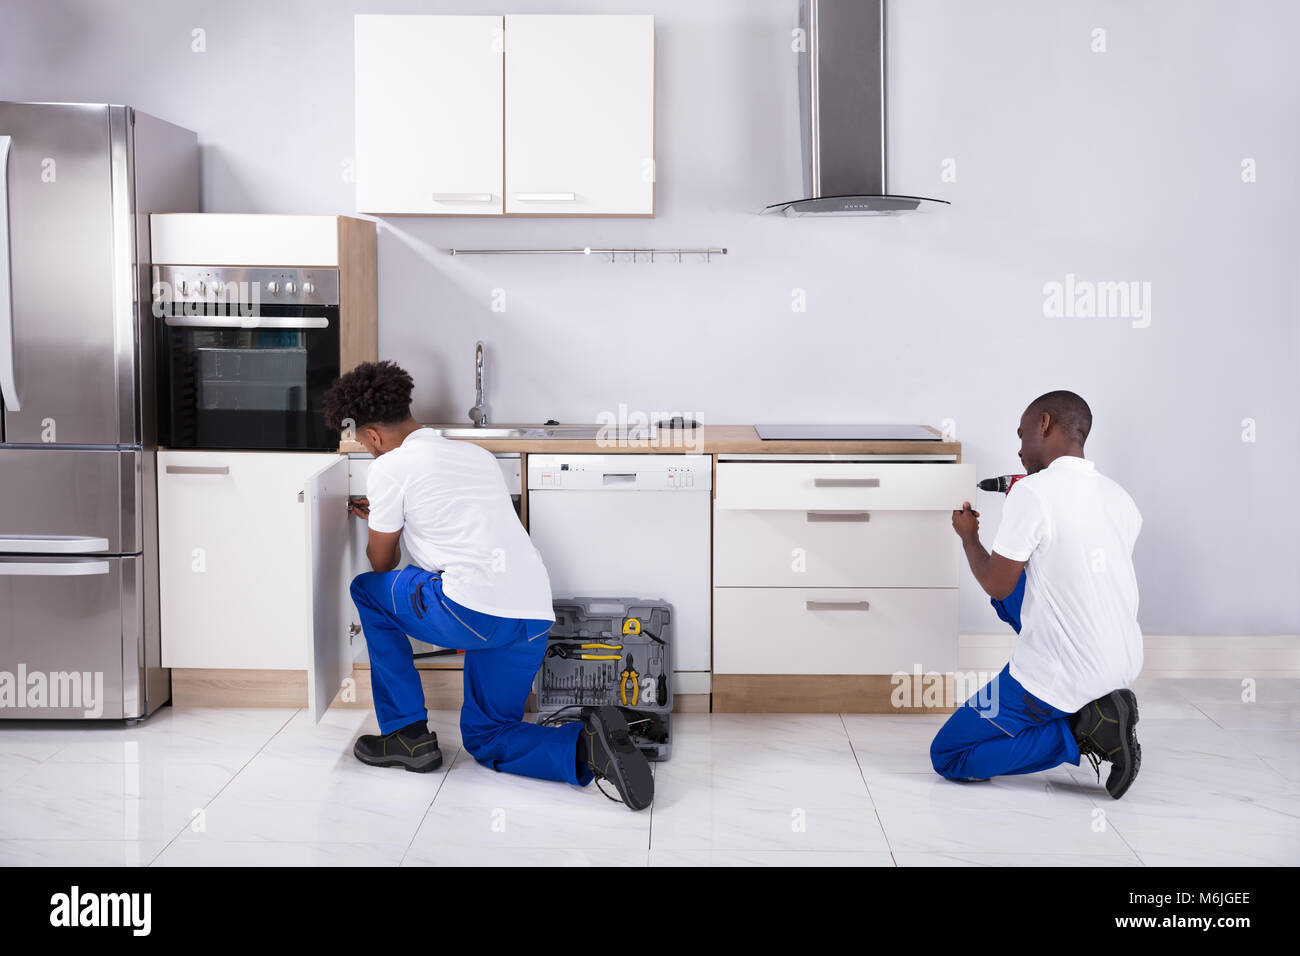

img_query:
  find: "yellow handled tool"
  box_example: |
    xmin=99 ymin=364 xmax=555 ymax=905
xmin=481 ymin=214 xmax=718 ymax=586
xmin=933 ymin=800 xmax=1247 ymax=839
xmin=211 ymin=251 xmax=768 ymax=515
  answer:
xmin=620 ymin=654 xmax=639 ymax=706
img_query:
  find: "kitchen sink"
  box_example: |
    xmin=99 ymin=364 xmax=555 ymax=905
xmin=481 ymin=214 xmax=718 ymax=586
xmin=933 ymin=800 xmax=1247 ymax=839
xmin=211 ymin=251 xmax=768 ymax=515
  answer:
xmin=433 ymin=427 xmax=541 ymax=439
xmin=433 ymin=424 xmax=658 ymax=441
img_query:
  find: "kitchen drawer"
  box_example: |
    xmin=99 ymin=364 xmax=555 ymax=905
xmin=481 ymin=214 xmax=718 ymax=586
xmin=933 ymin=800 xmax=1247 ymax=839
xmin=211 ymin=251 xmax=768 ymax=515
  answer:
xmin=713 ymin=509 xmax=957 ymax=588
xmin=713 ymin=586 xmax=958 ymax=675
xmin=715 ymin=462 xmax=974 ymax=512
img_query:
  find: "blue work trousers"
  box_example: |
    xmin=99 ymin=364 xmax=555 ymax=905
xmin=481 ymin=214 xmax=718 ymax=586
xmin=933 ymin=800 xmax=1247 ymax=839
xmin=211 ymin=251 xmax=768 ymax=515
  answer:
xmin=350 ymin=566 xmax=591 ymax=786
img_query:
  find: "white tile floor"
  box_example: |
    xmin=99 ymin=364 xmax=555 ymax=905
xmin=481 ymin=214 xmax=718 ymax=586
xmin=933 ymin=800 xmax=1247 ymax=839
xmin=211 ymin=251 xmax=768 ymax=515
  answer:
xmin=0 ymin=677 xmax=1296 ymax=866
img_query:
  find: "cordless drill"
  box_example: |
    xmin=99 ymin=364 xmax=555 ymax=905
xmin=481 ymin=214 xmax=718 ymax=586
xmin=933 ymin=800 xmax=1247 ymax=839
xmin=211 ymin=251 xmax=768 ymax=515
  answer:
xmin=976 ymin=474 xmax=1026 ymax=494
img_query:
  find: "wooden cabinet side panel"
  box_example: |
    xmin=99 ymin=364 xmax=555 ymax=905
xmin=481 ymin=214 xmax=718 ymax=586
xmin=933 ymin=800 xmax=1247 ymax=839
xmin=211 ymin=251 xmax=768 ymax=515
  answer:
xmin=338 ymin=215 xmax=377 ymax=374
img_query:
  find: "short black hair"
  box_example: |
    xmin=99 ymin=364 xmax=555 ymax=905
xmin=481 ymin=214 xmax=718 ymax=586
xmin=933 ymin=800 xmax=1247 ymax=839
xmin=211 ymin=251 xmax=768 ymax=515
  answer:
xmin=1026 ymin=390 xmax=1092 ymax=444
xmin=322 ymin=361 xmax=414 ymax=432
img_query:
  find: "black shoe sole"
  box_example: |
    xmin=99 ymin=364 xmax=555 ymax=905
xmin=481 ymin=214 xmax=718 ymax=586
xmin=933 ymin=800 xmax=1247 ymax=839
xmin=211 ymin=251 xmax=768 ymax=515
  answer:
xmin=1106 ymin=690 xmax=1141 ymax=800
xmin=586 ymin=706 xmax=654 ymax=811
xmin=353 ymin=742 xmax=444 ymax=773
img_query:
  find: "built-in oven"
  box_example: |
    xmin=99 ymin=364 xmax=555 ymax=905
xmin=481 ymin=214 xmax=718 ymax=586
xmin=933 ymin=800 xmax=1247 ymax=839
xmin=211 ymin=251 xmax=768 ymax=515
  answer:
xmin=153 ymin=265 xmax=340 ymax=451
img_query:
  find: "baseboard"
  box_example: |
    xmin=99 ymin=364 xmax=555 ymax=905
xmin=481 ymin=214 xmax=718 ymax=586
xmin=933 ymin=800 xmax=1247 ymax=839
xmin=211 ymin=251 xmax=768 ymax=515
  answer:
xmin=170 ymin=668 xmax=307 ymax=708
xmin=168 ymin=637 xmax=1300 ymax=712
xmin=171 ymin=665 xmax=710 ymax=714
xmin=713 ymin=675 xmax=958 ymax=714
xmin=959 ymin=633 xmax=1300 ymax=678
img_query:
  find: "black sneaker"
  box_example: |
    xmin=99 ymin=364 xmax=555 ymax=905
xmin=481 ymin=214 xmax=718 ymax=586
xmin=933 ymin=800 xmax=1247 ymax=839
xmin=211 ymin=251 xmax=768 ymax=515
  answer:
xmin=582 ymin=706 xmax=654 ymax=811
xmin=353 ymin=725 xmax=443 ymax=773
xmin=1071 ymin=689 xmax=1141 ymax=799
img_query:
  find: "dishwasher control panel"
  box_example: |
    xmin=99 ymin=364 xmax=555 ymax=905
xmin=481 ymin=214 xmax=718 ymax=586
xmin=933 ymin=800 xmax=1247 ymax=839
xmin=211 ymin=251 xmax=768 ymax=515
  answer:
xmin=528 ymin=454 xmax=712 ymax=491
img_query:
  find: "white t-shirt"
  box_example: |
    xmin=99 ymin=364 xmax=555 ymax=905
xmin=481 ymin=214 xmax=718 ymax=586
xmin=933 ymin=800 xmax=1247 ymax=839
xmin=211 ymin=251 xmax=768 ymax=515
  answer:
xmin=365 ymin=428 xmax=555 ymax=621
xmin=990 ymin=455 xmax=1143 ymax=713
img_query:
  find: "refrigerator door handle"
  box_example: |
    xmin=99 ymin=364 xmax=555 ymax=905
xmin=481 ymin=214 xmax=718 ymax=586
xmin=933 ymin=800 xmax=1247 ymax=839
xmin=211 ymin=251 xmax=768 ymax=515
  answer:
xmin=0 ymin=560 xmax=111 ymax=577
xmin=0 ymin=134 xmax=19 ymax=412
xmin=0 ymin=535 xmax=112 ymax=554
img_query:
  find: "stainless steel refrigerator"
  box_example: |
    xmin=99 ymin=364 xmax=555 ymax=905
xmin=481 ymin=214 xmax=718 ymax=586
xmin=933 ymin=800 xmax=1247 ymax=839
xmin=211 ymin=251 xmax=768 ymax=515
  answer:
xmin=0 ymin=103 xmax=198 ymax=719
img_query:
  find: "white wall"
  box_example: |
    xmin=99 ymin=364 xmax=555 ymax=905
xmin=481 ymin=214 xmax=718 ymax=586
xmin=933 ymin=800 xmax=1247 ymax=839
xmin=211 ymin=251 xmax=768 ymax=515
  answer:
xmin=4 ymin=0 xmax=1297 ymax=635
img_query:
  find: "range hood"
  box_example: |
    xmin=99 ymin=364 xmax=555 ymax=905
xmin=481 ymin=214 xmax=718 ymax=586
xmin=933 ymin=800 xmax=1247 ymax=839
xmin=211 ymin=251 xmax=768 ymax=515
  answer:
xmin=764 ymin=0 xmax=949 ymax=217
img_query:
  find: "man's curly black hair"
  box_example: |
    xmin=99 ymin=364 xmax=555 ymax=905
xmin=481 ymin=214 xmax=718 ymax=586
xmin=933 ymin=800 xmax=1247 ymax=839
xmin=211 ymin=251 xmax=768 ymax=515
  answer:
xmin=322 ymin=361 xmax=414 ymax=432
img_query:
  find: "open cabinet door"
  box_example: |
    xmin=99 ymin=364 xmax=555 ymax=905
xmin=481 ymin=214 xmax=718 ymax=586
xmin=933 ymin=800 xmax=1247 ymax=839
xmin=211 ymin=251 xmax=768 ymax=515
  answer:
xmin=303 ymin=457 xmax=352 ymax=723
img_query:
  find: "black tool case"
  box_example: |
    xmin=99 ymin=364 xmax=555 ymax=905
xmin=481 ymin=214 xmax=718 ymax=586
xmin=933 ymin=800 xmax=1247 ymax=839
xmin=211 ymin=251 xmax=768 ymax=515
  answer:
xmin=534 ymin=598 xmax=673 ymax=761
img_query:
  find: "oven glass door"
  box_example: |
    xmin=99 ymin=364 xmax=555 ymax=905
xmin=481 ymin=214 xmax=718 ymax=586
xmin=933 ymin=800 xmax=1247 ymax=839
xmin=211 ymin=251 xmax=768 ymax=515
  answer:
xmin=159 ymin=305 xmax=340 ymax=451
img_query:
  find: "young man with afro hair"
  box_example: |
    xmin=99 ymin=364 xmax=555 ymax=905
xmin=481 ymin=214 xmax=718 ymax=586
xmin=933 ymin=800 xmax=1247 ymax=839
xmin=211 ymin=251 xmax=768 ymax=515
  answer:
xmin=321 ymin=361 xmax=653 ymax=810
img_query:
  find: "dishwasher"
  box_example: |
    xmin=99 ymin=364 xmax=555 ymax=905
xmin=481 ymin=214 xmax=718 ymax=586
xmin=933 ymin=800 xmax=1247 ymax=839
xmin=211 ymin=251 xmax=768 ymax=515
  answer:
xmin=526 ymin=455 xmax=713 ymax=697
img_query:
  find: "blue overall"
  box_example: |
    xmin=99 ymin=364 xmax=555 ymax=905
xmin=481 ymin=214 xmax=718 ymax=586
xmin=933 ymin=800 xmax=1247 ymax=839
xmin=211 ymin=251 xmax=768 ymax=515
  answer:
xmin=929 ymin=571 xmax=1082 ymax=780
xmin=350 ymin=566 xmax=593 ymax=787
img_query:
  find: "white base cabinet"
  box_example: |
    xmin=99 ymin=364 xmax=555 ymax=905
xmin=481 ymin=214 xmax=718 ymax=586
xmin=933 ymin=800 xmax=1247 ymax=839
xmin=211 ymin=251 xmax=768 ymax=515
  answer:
xmin=713 ymin=461 xmax=974 ymax=676
xmin=157 ymin=451 xmax=357 ymax=721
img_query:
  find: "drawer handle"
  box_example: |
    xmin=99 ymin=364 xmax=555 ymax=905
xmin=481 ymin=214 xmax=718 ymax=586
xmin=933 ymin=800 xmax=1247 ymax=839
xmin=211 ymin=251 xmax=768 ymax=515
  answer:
xmin=805 ymin=600 xmax=871 ymax=611
xmin=165 ymin=465 xmax=230 ymax=476
xmin=814 ymin=477 xmax=879 ymax=488
xmin=806 ymin=511 xmax=870 ymax=523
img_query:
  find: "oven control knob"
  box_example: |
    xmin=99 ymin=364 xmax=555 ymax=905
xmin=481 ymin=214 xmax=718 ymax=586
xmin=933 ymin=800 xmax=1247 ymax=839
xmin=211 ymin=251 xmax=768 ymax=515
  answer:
xmin=176 ymin=279 xmax=188 ymax=295
xmin=285 ymin=281 xmax=297 ymax=294
xmin=301 ymin=281 xmax=314 ymax=295
xmin=266 ymin=281 xmax=279 ymax=295
xmin=207 ymin=280 xmax=222 ymax=295
xmin=192 ymin=280 xmax=205 ymax=295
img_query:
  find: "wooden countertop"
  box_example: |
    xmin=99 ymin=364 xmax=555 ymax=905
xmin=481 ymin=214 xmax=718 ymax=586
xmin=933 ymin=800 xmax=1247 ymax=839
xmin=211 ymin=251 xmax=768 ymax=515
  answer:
xmin=340 ymin=425 xmax=961 ymax=459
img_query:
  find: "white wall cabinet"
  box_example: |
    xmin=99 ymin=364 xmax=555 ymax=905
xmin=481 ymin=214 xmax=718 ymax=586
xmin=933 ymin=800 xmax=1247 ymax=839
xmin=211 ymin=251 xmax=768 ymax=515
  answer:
xmin=504 ymin=15 xmax=655 ymax=216
xmin=354 ymin=13 xmax=654 ymax=217
xmin=355 ymin=15 xmax=505 ymax=215
xmin=157 ymin=451 xmax=357 ymax=721
xmin=713 ymin=461 xmax=973 ymax=676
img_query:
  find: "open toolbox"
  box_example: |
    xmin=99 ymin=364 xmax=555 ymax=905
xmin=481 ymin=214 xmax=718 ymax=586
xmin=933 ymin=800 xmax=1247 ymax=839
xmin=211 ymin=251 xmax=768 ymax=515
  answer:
xmin=534 ymin=598 xmax=673 ymax=761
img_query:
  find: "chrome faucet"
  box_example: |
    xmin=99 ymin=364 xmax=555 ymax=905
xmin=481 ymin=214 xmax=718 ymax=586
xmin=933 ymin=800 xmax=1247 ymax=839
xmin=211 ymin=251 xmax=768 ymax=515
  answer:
xmin=468 ymin=341 xmax=488 ymax=427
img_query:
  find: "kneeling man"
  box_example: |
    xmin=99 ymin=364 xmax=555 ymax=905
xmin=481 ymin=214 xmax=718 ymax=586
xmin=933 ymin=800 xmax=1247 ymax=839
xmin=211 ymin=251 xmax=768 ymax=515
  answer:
xmin=932 ymin=390 xmax=1143 ymax=799
xmin=323 ymin=361 xmax=653 ymax=810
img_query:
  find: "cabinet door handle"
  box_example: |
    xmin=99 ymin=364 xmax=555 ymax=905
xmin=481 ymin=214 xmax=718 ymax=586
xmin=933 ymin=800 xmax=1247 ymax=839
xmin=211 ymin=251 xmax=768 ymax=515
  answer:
xmin=165 ymin=465 xmax=230 ymax=476
xmin=432 ymin=193 xmax=493 ymax=202
xmin=514 ymin=192 xmax=576 ymax=202
xmin=813 ymin=477 xmax=879 ymax=488
xmin=806 ymin=512 xmax=870 ymax=523
xmin=805 ymin=600 xmax=871 ymax=611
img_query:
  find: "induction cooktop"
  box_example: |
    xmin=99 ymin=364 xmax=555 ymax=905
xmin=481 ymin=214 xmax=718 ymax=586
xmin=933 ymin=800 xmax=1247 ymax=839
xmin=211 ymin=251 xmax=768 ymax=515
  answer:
xmin=754 ymin=424 xmax=941 ymax=441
